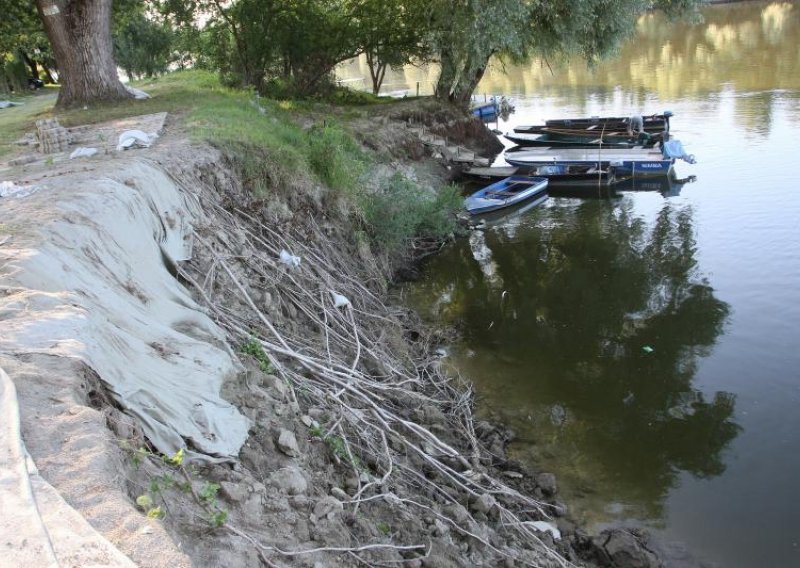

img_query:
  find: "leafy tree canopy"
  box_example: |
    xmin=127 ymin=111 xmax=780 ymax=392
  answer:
xmin=0 ymin=0 xmax=703 ymax=102
xmin=428 ymin=0 xmax=703 ymax=105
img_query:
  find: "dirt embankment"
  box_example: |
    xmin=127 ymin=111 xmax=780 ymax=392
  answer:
xmin=0 ymin=102 xmax=661 ymax=567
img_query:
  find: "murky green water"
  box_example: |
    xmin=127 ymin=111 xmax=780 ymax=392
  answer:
xmin=345 ymin=2 xmax=800 ymax=566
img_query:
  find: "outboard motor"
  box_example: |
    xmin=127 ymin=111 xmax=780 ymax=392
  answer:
xmin=661 ymin=139 xmax=696 ymax=164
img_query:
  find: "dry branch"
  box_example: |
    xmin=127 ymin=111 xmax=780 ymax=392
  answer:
xmin=176 ymin=199 xmax=573 ymax=567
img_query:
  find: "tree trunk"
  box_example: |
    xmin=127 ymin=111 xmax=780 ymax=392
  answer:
xmin=435 ymin=51 xmax=490 ymax=108
xmin=452 ymin=63 xmax=488 ymax=106
xmin=35 ymin=0 xmax=131 ymax=108
xmin=366 ymin=50 xmax=387 ymax=95
xmin=211 ymin=0 xmax=252 ymax=86
xmin=40 ymin=63 xmax=57 ymax=84
xmin=19 ymin=50 xmax=40 ymax=80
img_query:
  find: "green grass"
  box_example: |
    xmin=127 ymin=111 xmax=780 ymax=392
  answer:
xmin=0 ymin=70 xmax=461 ymax=256
xmin=0 ymin=89 xmax=58 ymax=159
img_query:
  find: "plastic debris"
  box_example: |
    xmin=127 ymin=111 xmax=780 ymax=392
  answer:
xmin=550 ymin=404 xmax=567 ymax=426
xmin=0 ymin=100 xmax=23 ymax=109
xmin=279 ymin=249 xmax=301 ymax=268
xmin=117 ymin=130 xmax=158 ymax=151
xmin=69 ymin=147 xmax=98 ymax=160
xmin=642 ymin=345 xmax=654 ymax=354
xmin=126 ymin=86 xmax=151 ymax=99
xmin=0 ymin=181 xmax=40 ymax=198
xmin=526 ymin=521 xmax=561 ymax=540
xmin=330 ymin=291 xmax=350 ymax=308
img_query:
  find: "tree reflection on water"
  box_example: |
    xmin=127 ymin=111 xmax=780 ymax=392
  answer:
xmin=406 ymin=197 xmax=737 ymax=523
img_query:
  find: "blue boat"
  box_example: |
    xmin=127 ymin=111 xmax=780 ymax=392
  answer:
xmin=503 ymin=147 xmax=676 ymax=177
xmin=464 ymin=176 xmax=549 ymax=214
xmin=472 ymin=101 xmax=499 ymax=118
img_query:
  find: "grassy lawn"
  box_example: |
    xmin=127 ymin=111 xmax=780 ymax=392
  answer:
xmin=0 ymin=88 xmax=59 ymax=159
xmin=1 ymin=70 xmax=392 ymax=160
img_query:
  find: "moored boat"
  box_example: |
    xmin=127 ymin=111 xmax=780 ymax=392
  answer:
xmin=464 ymin=175 xmax=549 ymax=214
xmin=527 ymin=164 xmax=625 ymax=187
xmin=503 ymin=147 xmax=676 ymax=177
xmin=514 ymin=111 xmax=672 ymax=135
xmin=461 ymin=166 xmax=520 ymax=179
xmin=472 ymin=101 xmax=499 ymax=118
xmin=504 ymin=130 xmax=660 ymax=149
xmin=503 ymin=132 xmax=660 ymax=148
xmin=471 ymin=96 xmax=515 ymax=120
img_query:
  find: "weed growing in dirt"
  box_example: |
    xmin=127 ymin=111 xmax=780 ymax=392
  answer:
xmin=122 ymin=443 xmax=228 ymax=528
xmin=306 ymin=122 xmax=367 ymax=193
xmin=309 ymin=425 xmax=363 ymax=469
xmin=376 ymin=521 xmax=391 ymax=535
xmin=240 ymin=336 xmax=275 ymax=373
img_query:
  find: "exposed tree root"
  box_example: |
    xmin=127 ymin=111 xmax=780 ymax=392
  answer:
xmin=176 ymin=195 xmax=574 ymax=567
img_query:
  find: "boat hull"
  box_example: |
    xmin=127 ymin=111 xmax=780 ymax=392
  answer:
xmin=504 ymin=133 xmax=642 ymax=149
xmin=465 ymin=176 xmax=549 ymax=214
xmin=472 ymin=103 xmax=499 ymax=118
xmin=514 ymin=112 xmax=672 ymax=135
xmin=504 ymin=149 xmax=674 ymax=177
xmin=510 ymin=164 xmax=623 ymax=187
xmin=505 ymin=129 xmax=662 ymax=148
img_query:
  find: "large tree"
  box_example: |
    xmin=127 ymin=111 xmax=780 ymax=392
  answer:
xmin=429 ymin=0 xmax=702 ymax=107
xmin=356 ymin=0 xmax=431 ymax=95
xmin=34 ymin=0 xmax=131 ymax=107
xmin=114 ymin=1 xmax=174 ymax=81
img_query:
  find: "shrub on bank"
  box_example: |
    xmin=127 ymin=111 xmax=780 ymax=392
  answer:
xmin=362 ymin=173 xmax=460 ymax=251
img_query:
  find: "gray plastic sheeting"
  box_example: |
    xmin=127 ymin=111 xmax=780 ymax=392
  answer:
xmin=0 ymin=161 xmax=250 ymax=460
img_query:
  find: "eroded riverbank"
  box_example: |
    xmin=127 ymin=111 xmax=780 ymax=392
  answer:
xmin=2 ymin=79 xmax=722 ymax=565
xmin=0 ymin=99 xmax=660 ymax=567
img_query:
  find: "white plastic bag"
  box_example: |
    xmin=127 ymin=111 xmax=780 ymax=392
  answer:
xmin=69 ymin=147 xmax=98 ymax=159
xmin=330 ymin=291 xmax=350 ymax=308
xmin=279 ymin=249 xmax=301 ymax=268
xmin=117 ymin=130 xmax=157 ymax=151
xmin=526 ymin=521 xmax=561 ymax=540
xmin=0 ymin=181 xmax=39 ymax=198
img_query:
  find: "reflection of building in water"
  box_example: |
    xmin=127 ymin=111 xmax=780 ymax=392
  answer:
xmin=336 ymin=3 xmax=800 ymax=105
xmin=468 ymin=230 xmax=503 ymax=289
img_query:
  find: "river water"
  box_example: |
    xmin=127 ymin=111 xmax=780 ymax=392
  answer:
xmin=342 ymin=2 xmax=800 ymax=566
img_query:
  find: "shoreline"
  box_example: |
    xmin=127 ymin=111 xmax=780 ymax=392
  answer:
xmin=0 ymin=97 xmax=690 ymax=567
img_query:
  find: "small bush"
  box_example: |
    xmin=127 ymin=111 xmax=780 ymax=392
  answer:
xmin=361 ymin=173 xmax=461 ymax=252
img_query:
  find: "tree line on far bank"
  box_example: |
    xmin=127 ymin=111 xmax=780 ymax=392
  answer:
xmin=2 ymin=0 xmax=701 ymax=109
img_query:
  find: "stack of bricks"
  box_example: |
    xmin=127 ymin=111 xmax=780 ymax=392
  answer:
xmin=35 ymin=118 xmax=72 ymax=154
